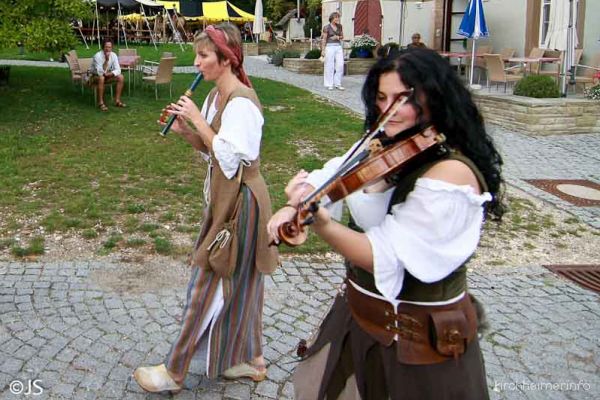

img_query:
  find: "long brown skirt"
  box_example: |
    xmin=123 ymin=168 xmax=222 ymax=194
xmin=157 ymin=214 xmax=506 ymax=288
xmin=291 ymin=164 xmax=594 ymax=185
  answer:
xmin=293 ymin=294 xmax=490 ymax=400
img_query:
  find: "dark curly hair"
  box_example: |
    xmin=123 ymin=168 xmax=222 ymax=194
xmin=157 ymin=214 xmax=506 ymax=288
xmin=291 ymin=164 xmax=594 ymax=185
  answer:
xmin=362 ymin=47 xmax=504 ymax=219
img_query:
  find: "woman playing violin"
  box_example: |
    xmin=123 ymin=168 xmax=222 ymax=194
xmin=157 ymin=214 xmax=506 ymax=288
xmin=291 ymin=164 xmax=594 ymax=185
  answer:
xmin=134 ymin=22 xmax=278 ymax=393
xmin=267 ymin=48 xmax=503 ymax=399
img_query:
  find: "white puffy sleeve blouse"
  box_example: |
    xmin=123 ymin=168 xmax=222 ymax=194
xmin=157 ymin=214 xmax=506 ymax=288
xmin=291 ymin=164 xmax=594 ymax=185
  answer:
xmin=199 ymin=93 xmax=264 ymax=179
xmin=305 ymin=140 xmax=491 ymax=302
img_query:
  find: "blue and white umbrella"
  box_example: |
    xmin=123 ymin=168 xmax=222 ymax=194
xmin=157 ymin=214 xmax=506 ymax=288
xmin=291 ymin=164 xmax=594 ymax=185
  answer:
xmin=457 ymin=0 xmax=489 ymax=87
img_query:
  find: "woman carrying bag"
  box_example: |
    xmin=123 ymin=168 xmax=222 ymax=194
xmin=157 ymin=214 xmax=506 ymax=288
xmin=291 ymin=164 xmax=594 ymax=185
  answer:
xmin=134 ymin=22 xmax=279 ymax=394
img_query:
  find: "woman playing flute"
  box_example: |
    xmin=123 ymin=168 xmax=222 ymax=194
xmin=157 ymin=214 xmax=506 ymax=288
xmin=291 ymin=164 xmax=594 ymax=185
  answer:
xmin=134 ymin=22 xmax=278 ymax=393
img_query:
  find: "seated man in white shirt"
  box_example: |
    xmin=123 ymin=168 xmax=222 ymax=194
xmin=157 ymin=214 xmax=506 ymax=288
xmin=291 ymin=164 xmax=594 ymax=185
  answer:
xmin=89 ymin=39 xmax=126 ymax=111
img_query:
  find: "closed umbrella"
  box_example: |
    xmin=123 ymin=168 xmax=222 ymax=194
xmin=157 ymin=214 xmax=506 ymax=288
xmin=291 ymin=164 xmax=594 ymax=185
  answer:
xmin=457 ymin=0 xmax=489 ymax=88
xmin=544 ymin=0 xmax=578 ymax=97
xmin=253 ymin=0 xmax=265 ymax=44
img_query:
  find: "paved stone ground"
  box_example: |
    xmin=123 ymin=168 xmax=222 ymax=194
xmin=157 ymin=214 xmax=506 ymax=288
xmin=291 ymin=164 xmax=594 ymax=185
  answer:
xmin=1 ymin=57 xmax=599 ymax=399
xmin=0 ymin=261 xmax=598 ymax=400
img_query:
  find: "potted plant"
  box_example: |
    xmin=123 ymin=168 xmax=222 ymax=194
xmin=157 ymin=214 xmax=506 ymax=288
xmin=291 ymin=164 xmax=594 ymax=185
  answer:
xmin=583 ymin=72 xmax=600 ymax=100
xmin=350 ymin=34 xmax=378 ymax=58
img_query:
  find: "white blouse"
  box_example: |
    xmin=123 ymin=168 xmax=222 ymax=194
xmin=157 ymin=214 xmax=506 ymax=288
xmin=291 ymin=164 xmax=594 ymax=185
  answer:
xmin=305 ymin=141 xmax=491 ymax=303
xmin=200 ymin=93 xmax=264 ymax=179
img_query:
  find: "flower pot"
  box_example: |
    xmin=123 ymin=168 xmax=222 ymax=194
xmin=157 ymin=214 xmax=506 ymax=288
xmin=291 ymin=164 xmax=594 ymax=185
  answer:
xmin=356 ymin=48 xmax=373 ymax=58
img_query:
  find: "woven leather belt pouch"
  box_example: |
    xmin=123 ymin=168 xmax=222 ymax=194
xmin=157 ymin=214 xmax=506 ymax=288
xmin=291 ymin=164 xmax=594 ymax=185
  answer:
xmin=345 ymin=280 xmax=478 ymax=365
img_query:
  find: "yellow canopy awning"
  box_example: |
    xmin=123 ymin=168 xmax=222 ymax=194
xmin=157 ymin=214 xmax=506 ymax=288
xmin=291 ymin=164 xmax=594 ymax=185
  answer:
xmin=118 ymin=12 xmax=156 ymax=22
xmin=183 ymin=1 xmax=255 ymax=23
xmin=156 ymin=1 xmax=179 ymax=12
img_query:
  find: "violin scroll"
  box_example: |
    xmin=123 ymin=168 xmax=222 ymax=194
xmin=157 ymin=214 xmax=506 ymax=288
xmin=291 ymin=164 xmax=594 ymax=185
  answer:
xmin=277 ymin=219 xmax=308 ymax=247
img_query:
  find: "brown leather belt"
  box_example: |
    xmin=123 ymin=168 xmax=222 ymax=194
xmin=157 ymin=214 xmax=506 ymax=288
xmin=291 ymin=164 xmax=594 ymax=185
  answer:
xmin=345 ymin=279 xmax=478 ymax=365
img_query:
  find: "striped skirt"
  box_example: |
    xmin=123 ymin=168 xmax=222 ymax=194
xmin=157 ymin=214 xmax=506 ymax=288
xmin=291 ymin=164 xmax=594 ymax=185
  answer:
xmin=165 ymin=185 xmax=264 ymax=383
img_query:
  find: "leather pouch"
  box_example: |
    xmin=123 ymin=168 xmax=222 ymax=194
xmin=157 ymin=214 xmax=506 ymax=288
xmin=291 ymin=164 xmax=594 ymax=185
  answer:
xmin=430 ymin=310 xmax=468 ymax=359
xmin=207 ymin=194 xmax=242 ymax=278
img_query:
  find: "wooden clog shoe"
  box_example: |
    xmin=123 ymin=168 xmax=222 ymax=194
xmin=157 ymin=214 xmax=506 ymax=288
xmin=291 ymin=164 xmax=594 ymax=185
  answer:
xmin=133 ymin=364 xmax=182 ymax=394
xmin=222 ymin=362 xmax=267 ymax=382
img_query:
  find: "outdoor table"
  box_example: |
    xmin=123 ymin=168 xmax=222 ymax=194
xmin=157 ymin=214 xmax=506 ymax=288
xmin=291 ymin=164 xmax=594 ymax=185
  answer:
xmin=439 ymin=51 xmax=472 ymax=77
xmin=118 ymin=55 xmax=141 ymax=94
xmin=508 ymin=57 xmax=560 ymax=74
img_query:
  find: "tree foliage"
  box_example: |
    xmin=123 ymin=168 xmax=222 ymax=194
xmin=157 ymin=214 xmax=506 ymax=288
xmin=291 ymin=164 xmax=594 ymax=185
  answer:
xmin=0 ymin=0 xmax=92 ymax=55
xmin=265 ymin=0 xmax=296 ymax=23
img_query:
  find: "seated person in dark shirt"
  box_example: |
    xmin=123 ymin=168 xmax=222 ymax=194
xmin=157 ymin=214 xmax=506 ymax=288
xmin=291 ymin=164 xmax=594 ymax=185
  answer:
xmin=407 ymin=33 xmax=427 ymax=49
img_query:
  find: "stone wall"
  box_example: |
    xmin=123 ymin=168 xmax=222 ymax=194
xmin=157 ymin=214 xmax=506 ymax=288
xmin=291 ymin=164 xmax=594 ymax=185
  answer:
xmin=346 ymin=59 xmax=376 ymax=75
xmin=282 ymin=58 xmax=376 ymax=75
xmin=243 ymin=42 xmax=280 ymax=56
xmin=283 ymin=59 xmax=322 ymax=74
xmin=474 ymin=93 xmax=600 ymax=135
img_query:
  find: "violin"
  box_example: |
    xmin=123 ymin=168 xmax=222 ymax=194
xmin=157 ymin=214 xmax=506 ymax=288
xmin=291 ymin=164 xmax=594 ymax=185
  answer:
xmin=275 ymin=92 xmax=448 ymax=247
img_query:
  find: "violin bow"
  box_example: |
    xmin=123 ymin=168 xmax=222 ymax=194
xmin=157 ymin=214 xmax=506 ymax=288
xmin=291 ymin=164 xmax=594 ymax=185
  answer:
xmin=301 ymin=88 xmax=414 ymax=207
xmin=337 ymin=88 xmax=414 ymax=171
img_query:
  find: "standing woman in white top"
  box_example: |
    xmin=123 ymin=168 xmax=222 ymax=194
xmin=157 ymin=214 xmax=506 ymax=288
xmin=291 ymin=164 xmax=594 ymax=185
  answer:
xmin=321 ymin=12 xmax=345 ymax=91
xmin=134 ymin=22 xmax=278 ymax=394
xmin=268 ymin=48 xmax=504 ymax=399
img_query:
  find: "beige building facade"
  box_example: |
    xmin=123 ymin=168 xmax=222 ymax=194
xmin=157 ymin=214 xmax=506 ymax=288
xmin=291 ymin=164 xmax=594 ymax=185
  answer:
xmin=322 ymin=0 xmax=599 ymax=64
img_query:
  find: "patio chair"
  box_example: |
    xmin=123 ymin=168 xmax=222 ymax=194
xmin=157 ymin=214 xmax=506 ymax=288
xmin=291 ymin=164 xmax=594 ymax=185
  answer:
xmin=65 ymin=51 xmax=85 ymax=93
xmin=142 ymin=57 xmax=176 ymax=100
xmin=484 ymin=54 xmax=523 ymax=92
xmin=499 ymin=48 xmax=516 ymax=60
xmin=539 ymin=49 xmax=583 ymax=83
xmin=574 ymin=53 xmax=600 ymax=92
xmin=141 ymin=53 xmax=175 ymax=76
xmin=526 ymin=47 xmax=546 ymax=74
xmin=470 ymin=44 xmax=493 ymax=83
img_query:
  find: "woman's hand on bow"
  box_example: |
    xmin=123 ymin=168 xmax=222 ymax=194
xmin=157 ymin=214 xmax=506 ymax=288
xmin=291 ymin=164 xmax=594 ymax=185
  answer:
xmin=284 ymin=170 xmax=314 ymax=206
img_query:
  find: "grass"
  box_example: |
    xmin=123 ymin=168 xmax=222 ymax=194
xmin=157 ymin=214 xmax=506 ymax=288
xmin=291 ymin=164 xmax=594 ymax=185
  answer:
xmin=11 ymin=236 xmax=45 ymax=257
xmin=0 ymin=43 xmax=197 ymax=66
xmin=0 ymin=66 xmax=362 ymax=257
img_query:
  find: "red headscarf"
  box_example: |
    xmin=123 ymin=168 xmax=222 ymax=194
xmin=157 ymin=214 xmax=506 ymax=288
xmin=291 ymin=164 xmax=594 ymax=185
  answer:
xmin=204 ymin=25 xmax=252 ymax=88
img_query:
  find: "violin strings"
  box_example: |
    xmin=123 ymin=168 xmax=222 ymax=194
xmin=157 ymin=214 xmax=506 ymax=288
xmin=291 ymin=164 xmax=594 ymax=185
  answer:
xmin=300 ymin=90 xmax=414 ymax=208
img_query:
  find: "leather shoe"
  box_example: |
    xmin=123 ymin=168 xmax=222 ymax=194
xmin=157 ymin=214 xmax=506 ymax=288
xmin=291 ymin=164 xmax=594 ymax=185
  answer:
xmin=133 ymin=364 xmax=182 ymax=394
xmin=223 ymin=362 xmax=267 ymax=382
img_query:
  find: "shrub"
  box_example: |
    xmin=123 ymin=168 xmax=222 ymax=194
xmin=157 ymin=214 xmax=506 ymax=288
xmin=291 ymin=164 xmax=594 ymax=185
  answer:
xmin=304 ymin=9 xmax=321 ymax=39
xmin=268 ymin=49 xmax=301 ymax=66
xmin=583 ymin=84 xmax=600 ymax=100
xmin=304 ymin=49 xmax=322 ymax=59
xmin=513 ymin=75 xmax=560 ymax=98
xmin=154 ymin=237 xmax=173 ymax=255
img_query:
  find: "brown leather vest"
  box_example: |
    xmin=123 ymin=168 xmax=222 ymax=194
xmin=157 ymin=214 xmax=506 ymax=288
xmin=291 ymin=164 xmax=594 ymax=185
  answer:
xmin=192 ymin=86 xmax=279 ymax=274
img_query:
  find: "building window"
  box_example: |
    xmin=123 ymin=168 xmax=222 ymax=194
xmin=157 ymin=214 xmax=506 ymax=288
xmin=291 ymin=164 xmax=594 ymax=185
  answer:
xmin=540 ymin=0 xmax=551 ymax=47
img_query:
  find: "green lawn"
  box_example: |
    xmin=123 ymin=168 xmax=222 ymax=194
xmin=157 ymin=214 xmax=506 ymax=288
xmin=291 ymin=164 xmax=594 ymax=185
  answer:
xmin=0 ymin=43 xmax=197 ymax=66
xmin=0 ymin=66 xmax=362 ymax=256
